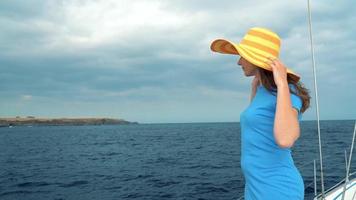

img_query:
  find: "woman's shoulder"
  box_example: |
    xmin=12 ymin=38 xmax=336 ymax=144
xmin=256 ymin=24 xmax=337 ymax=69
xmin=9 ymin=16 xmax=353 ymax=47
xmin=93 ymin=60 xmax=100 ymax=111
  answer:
xmin=259 ymin=83 xmax=299 ymax=99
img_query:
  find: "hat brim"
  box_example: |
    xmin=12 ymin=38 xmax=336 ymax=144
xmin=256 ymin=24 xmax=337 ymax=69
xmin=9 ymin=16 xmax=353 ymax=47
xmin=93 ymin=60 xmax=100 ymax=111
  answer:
xmin=210 ymin=39 xmax=301 ymax=82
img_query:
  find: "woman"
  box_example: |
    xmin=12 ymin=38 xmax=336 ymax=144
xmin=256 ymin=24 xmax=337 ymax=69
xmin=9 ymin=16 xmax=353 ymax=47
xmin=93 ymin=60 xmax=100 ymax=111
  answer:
xmin=210 ymin=27 xmax=311 ymax=199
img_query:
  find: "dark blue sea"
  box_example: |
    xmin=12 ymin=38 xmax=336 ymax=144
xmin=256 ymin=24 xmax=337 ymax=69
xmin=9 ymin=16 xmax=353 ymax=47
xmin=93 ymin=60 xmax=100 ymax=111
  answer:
xmin=0 ymin=120 xmax=355 ymax=200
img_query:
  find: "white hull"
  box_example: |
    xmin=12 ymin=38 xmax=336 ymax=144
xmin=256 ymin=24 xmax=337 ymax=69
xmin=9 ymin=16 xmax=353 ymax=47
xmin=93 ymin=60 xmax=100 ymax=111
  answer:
xmin=314 ymin=178 xmax=356 ymax=200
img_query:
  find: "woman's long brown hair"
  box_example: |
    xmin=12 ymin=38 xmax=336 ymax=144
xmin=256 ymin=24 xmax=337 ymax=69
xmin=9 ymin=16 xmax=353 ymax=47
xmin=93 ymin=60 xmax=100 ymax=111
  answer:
xmin=257 ymin=67 xmax=311 ymax=114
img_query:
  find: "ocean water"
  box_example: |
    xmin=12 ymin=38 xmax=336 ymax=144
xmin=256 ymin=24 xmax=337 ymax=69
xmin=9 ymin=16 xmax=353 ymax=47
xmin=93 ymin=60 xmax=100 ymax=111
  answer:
xmin=0 ymin=120 xmax=355 ymax=200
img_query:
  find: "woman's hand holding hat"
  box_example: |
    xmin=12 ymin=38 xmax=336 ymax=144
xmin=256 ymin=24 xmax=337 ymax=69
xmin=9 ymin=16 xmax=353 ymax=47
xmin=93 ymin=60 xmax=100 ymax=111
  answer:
xmin=266 ymin=57 xmax=288 ymax=88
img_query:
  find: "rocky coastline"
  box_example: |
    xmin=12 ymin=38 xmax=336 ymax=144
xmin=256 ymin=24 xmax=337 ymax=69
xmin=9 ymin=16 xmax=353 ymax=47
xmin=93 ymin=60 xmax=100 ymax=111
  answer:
xmin=0 ymin=116 xmax=138 ymax=127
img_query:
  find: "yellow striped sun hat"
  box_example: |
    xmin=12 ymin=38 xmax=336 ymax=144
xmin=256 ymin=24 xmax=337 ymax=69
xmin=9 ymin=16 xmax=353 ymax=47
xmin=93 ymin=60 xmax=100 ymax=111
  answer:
xmin=210 ymin=27 xmax=301 ymax=82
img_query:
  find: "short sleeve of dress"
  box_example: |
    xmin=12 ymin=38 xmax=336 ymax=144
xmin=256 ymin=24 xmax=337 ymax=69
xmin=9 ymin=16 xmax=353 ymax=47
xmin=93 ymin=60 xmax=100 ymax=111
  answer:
xmin=289 ymin=84 xmax=302 ymax=120
xmin=291 ymin=93 xmax=302 ymax=114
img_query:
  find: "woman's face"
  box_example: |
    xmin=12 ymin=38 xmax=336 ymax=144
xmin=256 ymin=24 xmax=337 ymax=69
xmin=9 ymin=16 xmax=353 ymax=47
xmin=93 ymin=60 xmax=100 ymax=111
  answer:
xmin=237 ymin=57 xmax=258 ymax=77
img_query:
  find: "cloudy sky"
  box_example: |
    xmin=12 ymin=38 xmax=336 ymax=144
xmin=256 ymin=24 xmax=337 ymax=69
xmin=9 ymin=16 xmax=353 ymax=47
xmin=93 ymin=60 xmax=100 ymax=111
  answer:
xmin=0 ymin=0 xmax=355 ymax=124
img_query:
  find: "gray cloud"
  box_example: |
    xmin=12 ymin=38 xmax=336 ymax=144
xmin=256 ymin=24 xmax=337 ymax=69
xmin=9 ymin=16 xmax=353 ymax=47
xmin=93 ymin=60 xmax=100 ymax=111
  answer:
xmin=0 ymin=0 xmax=355 ymax=122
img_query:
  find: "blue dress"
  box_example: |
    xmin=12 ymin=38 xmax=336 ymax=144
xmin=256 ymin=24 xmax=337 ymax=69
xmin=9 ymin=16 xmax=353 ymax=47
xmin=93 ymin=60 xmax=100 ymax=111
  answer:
xmin=239 ymin=84 xmax=304 ymax=200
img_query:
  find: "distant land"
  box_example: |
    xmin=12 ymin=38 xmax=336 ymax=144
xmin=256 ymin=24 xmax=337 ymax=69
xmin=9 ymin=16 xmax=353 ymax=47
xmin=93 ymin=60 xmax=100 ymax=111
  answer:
xmin=0 ymin=116 xmax=138 ymax=127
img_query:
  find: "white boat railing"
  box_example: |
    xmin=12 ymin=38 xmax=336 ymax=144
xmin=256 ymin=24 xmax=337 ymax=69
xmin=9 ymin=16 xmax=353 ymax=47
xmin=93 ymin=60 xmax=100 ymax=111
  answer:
xmin=307 ymin=0 xmax=326 ymax=197
xmin=313 ymin=171 xmax=356 ymax=198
